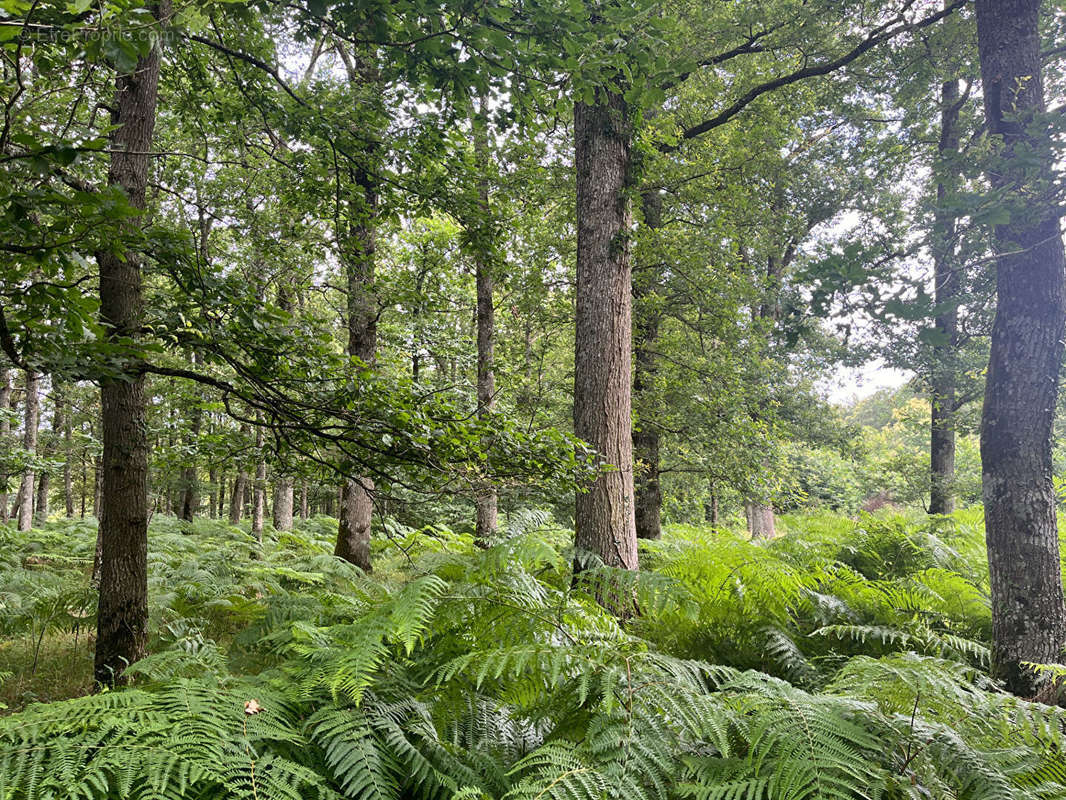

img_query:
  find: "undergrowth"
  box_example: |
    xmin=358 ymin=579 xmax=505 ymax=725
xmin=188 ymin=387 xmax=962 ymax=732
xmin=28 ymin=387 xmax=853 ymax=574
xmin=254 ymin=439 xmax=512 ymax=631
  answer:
xmin=0 ymin=509 xmax=1062 ymax=799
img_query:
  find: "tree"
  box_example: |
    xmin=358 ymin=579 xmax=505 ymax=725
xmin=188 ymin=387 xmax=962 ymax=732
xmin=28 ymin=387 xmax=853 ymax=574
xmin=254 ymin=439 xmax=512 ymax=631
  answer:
xmin=93 ymin=2 xmax=166 ymax=687
xmin=15 ymin=370 xmax=37 ymax=532
xmin=974 ymin=0 xmax=1066 ymax=697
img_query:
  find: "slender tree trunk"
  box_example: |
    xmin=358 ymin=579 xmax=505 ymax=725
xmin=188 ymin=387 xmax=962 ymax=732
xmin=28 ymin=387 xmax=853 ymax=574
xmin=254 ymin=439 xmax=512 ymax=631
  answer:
xmin=218 ymin=472 xmax=226 ymax=518
xmin=273 ymin=478 xmax=294 ymax=531
xmin=929 ymin=75 xmax=962 ymax=516
xmin=975 ymin=0 xmax=1066 ymax=698
xmin=704 ymin=485 xmax=719 ymax=526
xmin=229 ymin=422 xmax=249 ymax=524
xmin=16 ymin=371 xmax=39 ymax=532
xmin=92 ymin=454 xmax=101 ymax=518
xmin=633 ymin=190 xmax=663 ymax=540
xmin=472 ymin=96 xmax=498 ymax=544
xmin=94 ymin=4 xmax=164 ymax=685
xmin=59 ymin=390 xmax=73 ymax=517
xmin=299 ymin=484 xmax=308 ymax=520
xmin=251 ymin=423 xmax=266 ymax=544
xmin=572 ymin=90 xmax=638 ymax=574
xmin=179 ymin=353 xmax=202 ymax=522
xmin=0 ymin=369 xmax=11 ymax=524
xmin=208 ymin=467 xmax=218 ymax=519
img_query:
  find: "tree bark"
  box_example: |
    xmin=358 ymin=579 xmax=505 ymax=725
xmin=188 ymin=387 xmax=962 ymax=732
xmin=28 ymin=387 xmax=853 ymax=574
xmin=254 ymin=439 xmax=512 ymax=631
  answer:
xmin=179 ymin=352 xmax=202 ymax=522
xmin=633 ymin=190 xmax=664 ymax=540
xmin=975 ymin=0 xmax=1066 ymax=698
xmin=34 ymin=470 xmax=49 ymax=525
xmin=251 ymin=422 xmax=266 ymax=544
xmin=16 ymin=371 xmax=39 ymax=532
xmin=299 ymin=484 xmax=308 ymax=520
xmin=572 ymin=90 xmax=638 ymax=573
xmin=929 ymin=76 xmax=962 ymax=516
xmin=334 ymin=53 xmax=378 ymax=570
xmin=94 ymin=4 xmax=164 ymax=685
xmin=0 ymin=368 xmax=11 ymax=524
xmin=473 ymin=96 xmax=498 ymax=544
xmin=745 ymin=501 xmax=775 ymax=540
xmin=273 ymin=477 xmax=294 ymax=531
xmin=208 ymin=467 xmax=218 ymax=519
xmin=59 ymin=389 xmax=74 ymax=517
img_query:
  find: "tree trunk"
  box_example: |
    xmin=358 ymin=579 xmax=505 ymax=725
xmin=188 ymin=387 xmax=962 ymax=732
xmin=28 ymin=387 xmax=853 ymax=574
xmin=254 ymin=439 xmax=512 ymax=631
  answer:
xmin=229 ymin=460 xmax=248 ymax=525
xmin=572 ymin=90 xmax=638 ymax=574
xmin=0 ymin=369 xmax=11 ymax=524
xmin=16 ymin=371 xmax=39 ymax=532
xmin=704 ymin=485 xmax=719 ymax=526
xmin=473 ymin=96 xmax=498 ymax=544
xmin=94 ymin=4 xmax=163 ymax=685
xmin=746 ymin=502 xmax=775 ymax=540
xmin=273 ymin=478 xmax=294 ymax=531
xmin=179 ymin=353 xmax=202 ymax=522
xmin=208 ymin=467 xmax=218 ymax=519
xmin=334 ymin=56 xmax=378 ymax=570
xmin=251 ymin=423 xmax=266 ymax=545
xmin=336 ymin=478 xmax=373 ymax=570
xmin=299 ymin=484 xmax=308 ymax=520
xmin=59 ymin=390 xmax=73 ymax=517
xmin=633 ymin=189 xmax=663 ymax=540
xmin=975 ymin=0 xmax=1066 ymax=698
xmin=34 ymin=471 xmax=49 ymax=525
xmin=929 ymin=75 xmax=962 ymax=516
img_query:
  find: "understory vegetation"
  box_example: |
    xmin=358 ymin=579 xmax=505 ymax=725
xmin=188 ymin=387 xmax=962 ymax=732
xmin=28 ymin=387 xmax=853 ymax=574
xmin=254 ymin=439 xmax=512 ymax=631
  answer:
xmin=0 ymin=510 xmax=1063 ymax=799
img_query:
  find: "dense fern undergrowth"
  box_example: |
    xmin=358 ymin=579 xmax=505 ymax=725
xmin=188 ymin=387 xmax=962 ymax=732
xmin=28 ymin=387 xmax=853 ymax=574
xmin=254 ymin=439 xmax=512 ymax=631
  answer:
xmin=0 ymin=510 xmax=1064 ymax=799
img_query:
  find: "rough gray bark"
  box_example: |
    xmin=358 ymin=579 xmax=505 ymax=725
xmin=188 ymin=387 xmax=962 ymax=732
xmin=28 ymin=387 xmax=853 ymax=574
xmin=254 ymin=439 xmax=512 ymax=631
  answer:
xmin=745 ymin=501 xmax=775 ymax=540
xmin=633 ymin=190 xmax=663 ymax=541
xmin=94 ymin=4 xmax=164 ymax=685
xmin=573 ymin=90 xmax=638 ymax=574
xmin=975 ymin=0 xmax=1066 ymax=698
xmin=929 ymin=76 xmax=962 ymax=516
xmin=273 ymin=478 xmax=294 ymax=531
xmin=16 ymin=371 xmax=38 ymax=532
xmin=473 ymin=97 xmax=498 ymax=545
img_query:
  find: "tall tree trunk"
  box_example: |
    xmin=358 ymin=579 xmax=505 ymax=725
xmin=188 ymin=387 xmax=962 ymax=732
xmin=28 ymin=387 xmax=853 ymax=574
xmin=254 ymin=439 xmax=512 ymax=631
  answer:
xmin=929 ymin=76 xmax=962 ymax=516
xmin=299 ymin=484 xmax=308 ymax=520
xmin=16 ymin=371 xmax=39 ymax=532
xmin=59 ymin=389 xmax=73 ymax=517
xmin=633 ymin=189 xmax=663 ymax=540
xmin=94 ymin=3 xmax=164 ymax=685
xmin=273 ymin=478 xmax=294 ymax=531
xmin=217 ymin=472 xmax=226 ymax=518
xmin=975 ymin=0 xmax=1066 ymax=698
xmin=208 ymin=467 xmax=218 ymax=519
xmin=179 ymin=352 xmax=202 ymax=522
xmin=704 ymin=484 xmax=719 ymax=526
xmin=572 ymin=90 xmax=638 ymax=574
xmin=34 ymin=472 xmax=49 ymax=525
xmin=334 ymin=53 xmax=378 ymax=571
xmin=0 ymin=368 xmax=11 ymax=524
xmin=251 ymin=423 xmax=266 ymax=545
xmin=229 ymin=424 xmax=250 ymax=525
xmin=473 ymin=96 xmax=498 ymax=544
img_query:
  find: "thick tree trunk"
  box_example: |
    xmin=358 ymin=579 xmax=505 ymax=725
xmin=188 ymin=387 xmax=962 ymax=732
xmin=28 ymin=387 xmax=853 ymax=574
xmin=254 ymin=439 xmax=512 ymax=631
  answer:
xmin=745 ymin=502 xmax=776 ymax=540
xmin=633 ymin=190 xmax=664 ymax=541
xmin=229 ymin=474 xmax=245 ymax=524
xmin=975 ymin=0 xmax=1066 ymax=698
xmin=273 ymin=478 xmax=294 ymax=531
xmin=34 ymin=471 xmax=49 ymax=525
xmin=473 ymin=98 xmax=498 ymax=545
xmin=929 ymin=76 xmax=962 ymax=516
xmin=16 ymin=371 xmax=39 ymax=532
xmin=94 ymin=4 xmax=163 ymax=685
xmin=572 ymin=91 xmax=638 ymax=573
xmin=0 ymin=368 xmax=11 ymax=524
xmin=334 ymin=62 xmax=377 ymax=569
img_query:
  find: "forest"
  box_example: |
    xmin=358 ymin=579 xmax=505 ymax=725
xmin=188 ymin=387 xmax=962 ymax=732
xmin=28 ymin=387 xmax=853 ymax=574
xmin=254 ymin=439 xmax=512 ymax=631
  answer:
xmin=2 ymin=0 xmax=1066 ymax=796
